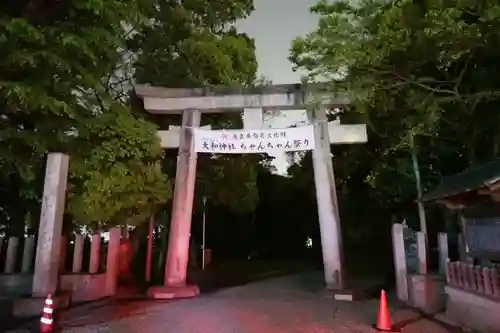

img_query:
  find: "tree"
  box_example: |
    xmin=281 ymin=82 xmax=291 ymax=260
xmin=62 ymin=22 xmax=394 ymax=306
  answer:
xmin=130 ymin=0 xmax=264 ymax=214
xmin=0 ymin=0 xmax=171 ymax=232
xmin=289 ymin=0 xmax=500 ymax=234
xmin=66 ymin=103 xmax=171 ymax=229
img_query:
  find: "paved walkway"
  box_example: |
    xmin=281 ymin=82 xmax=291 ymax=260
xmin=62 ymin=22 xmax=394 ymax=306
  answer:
xmin=12 ymin=273 xmax=463 ymax=333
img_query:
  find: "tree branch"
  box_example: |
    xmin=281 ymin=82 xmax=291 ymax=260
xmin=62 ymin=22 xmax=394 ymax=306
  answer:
xmin=358 ymin=65 xmax=457 ymax=96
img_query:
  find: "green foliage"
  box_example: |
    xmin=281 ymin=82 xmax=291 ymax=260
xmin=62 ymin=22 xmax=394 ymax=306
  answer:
xmin=132 ymin=0 xmax=256 ymax=87
xmin=67 ymin=103 xmax=171 ymax=228
xmin=132 ymin=0 xmax=263 ymax=213
xmin=290 ymin=0 xmax=500 ymax=231
xmin=0 ymin=0 xmax=170 ymax=229
xmin=291 ymin=0 xmax=500 ymax=158
xmin=197 ymin=154 xmax=260 ymax=213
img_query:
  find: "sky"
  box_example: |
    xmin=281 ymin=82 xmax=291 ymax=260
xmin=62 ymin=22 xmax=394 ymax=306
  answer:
xmin=236 ymin=0 xmax=319 ymax=174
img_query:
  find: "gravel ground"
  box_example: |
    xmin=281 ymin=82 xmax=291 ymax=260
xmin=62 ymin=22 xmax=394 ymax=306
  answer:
xmin=7 ymin=272 xmax=464 ymax=333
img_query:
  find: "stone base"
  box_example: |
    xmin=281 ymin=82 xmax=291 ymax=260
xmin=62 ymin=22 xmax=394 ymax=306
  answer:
xmin=12 ymin=291 xmax=71 ymax=318
xmin=321 ymin=288 xmax=363 ymax=301
xmin=372 ymin=324 xmax=401 ymax=332
xmin=407 ymin=274 xmax=445 ymax=313
xmin=444 ymin=285 xmax=500 ymax=333
xmin=321 ymin=280 xmax=382 ymax=301
xmin=60 ymin=273 xmax=108 ymax=302
xmin=0 ymin=274 xmax=33 ymax=296
xmin=147 ymin=284 xmax=200 ymax=300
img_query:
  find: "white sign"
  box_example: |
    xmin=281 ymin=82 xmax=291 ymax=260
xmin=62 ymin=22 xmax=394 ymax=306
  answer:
xmin=194 ymin=125 xmax=315 ymax=154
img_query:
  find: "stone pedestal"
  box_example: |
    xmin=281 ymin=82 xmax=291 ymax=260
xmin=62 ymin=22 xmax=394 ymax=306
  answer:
xmin=438 ymin=232 xmax=448 ymax=276
xmin=89 ymin=234 xmax=101 ymax=273
xmin=105 ymin=227 xmax=121 ymax=296
xmin=72 ymin=235 xmax=84 ymax=273
xmin=32 ymin=153 xmax=69 ymax=297
xmin=392 ymin=223 xmax=409 ymax=302
xmin=5 ymin=237 xmax=19 ymax=273
xmin=21 ymin=236 xmax=35 ymax=273
xmin=417 ymin=231 xmax=428 ymax=275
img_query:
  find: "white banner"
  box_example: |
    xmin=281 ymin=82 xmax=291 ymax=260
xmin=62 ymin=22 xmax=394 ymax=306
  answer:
xmin=194 ymin=125 xmax=315 ymax=154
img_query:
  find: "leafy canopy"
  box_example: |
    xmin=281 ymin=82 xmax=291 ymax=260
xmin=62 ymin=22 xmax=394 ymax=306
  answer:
xmin=67 ymin=103 xmax=171 ymax=228
xmin=133 ymin=0 xmax=264 ymax=213
xmin=289 ymin=0 xmax=500 ymax=228
xmin=0 ymin=0 xmax=170 ymax=228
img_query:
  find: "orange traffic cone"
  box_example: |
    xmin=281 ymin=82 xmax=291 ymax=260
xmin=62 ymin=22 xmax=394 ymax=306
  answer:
xmin=373 ymin=290 xmax=397 ymax=332
xmin=40 ymin=293 xmax=54 ymax=333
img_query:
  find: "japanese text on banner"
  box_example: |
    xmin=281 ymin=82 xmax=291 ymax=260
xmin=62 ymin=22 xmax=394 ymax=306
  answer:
xmin=194 ymin=125 xmax=315 ymax=154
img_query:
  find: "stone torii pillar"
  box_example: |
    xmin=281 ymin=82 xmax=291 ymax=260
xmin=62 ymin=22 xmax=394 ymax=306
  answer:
xmin=148 ymin=109 xmax=263 ymax=299
xmin=147 ymin=121 xmax=211 ymax=299
xmin=33 ymin=153 xmax=69 ymax=297
xmin=307 ymin=110 xmax=367 ymax=291
xmin=161 ymin=110 xmax=200 ymax=295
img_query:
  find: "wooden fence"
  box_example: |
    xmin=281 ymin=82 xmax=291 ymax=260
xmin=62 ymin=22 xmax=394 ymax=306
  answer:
xmin=445 ymin=260 xmax=500 ymax=298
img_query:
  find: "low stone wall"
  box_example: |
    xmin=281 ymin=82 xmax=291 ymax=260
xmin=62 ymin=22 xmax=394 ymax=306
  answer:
xmin=0 ymin=275 xmax=32 ymax=321
xmin=407 ymin=273 xmax=445 ymax=313
xmin=0 ymin=274 xmax=32 ymax=297
xmin=445 ymin=285 xmax=500 ymax=332
xmin=60 ymin=273 xmax=107 ymax=302
xmin=57 ymin=228 xmax=121 ymax=303
xmin=11 ymin=269 xmax=113 ymax=317
xmin=12 ymin=292 xmax=71 ymax=318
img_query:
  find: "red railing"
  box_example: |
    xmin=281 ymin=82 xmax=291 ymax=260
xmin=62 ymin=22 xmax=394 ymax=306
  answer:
xmin=445 ymin=260 xmax=500 ymax=299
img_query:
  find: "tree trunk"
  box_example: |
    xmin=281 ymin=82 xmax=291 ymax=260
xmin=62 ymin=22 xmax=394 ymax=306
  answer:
xmin=410 ymin=134 xmax=427 ymax=235
xmin=466 ymin=126 xmax=477 ymax=166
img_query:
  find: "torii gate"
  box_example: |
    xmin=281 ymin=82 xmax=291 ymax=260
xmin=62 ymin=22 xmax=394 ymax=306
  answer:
xmin=134 ymin=84 xmax=367 ymax=299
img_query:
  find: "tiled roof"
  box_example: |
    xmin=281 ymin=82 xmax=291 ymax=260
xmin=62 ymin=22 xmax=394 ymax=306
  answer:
xmin=422 ymin=159 xmax=500 ymax=201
